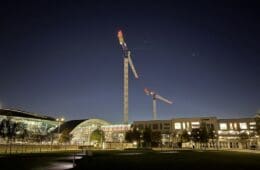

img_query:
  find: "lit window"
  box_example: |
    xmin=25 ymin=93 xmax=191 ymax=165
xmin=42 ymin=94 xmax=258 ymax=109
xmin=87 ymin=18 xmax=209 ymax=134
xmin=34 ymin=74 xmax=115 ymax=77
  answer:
xmin=229 ymin=123 xmax=233 ymax=130
xmin=220 ymin=123 xmax=227 ymax=130
xmin=186 ymin=122 xmax=190 ymax=129
xmin=239 ymin=123 xmax=247 ymax=129
xmin=249 ymin=122 xmax=256 ymax=125
xmin=191 ymin=122 xmax=200 ymax=125
xmin=182 ymin=122 xmax=186 ymax=129
xmin=250 ymin=126 xmax=256 ymax=129
xmin=174 ymin=122 xmax=181 ymax=130
xmin=191 ymin=122 xmax=200 ymax=129
xmin=234 ymin=123 xmax=237 ymax=130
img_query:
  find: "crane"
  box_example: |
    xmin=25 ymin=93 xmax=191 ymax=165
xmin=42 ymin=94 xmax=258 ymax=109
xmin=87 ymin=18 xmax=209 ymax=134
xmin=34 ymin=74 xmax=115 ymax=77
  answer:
xmin=117 ymin=30 xmax=139 ymax=124
xmin=144 ymin=88 xmax=173 ymax=120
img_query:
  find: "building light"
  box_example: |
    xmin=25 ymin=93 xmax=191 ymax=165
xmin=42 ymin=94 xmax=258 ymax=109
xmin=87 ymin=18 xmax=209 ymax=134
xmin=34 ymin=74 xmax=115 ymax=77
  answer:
xmin=191 ymin=122 xmax=200 ymax=129
xmin=174 ymin=122 xmax=181 ymax=130
xmin=234 ymin=123 xmax=237 ymax=130
xmin=186 ymin=122 xmax=190 ymax=129
xmin=182 ymin=122 xmax=186 ymax=129
xmin=249 ymin=122 xmax=256 ymax=125
xmin=191 ymin=122 xmax=200 ymax=125
xmin=239 ymin=123 xmax=247 ymax=130
xmin=219 ymin=123 xmax=227 ymax=130
xmin=229 ymin=123 xmax=233 ymax=130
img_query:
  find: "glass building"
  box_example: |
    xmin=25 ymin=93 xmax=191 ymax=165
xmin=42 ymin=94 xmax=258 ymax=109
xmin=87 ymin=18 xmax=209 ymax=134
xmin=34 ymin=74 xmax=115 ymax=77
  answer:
xmin=0 ymin=108 xmax=59 ymax=136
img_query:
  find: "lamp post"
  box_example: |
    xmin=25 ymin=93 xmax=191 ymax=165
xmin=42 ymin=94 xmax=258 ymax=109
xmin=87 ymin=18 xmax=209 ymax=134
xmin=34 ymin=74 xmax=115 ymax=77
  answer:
xmin=56 ymin=117 xmax=64 ymax=134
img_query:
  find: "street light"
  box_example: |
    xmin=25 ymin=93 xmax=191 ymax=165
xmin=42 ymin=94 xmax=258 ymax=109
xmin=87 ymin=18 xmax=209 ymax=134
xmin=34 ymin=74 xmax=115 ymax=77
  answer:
xmin=56 ymin=117 xmax=65 ymax=134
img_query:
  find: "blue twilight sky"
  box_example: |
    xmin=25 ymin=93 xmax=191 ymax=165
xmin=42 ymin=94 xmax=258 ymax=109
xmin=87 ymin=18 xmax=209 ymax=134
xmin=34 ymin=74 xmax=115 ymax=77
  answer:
xmin=0 ymin=0 xmax=259 ymax=123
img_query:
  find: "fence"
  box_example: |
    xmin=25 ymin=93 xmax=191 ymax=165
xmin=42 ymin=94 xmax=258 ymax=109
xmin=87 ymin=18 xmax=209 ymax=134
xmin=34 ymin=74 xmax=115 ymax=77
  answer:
xmin=0 ymin=143 xmax=79 ymax=154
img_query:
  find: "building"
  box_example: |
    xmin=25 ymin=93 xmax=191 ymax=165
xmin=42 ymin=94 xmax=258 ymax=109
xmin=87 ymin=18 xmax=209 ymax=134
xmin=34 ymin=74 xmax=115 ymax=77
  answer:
xmin=133 ymin=116 xmax=259 ymax=149
xmin=59 ymin=118 xmax=131 ymax=146
xmin=0 ymin=108 xmax=59 ymax=141
xmin=1 ymin=108 xmax=259 ymax=149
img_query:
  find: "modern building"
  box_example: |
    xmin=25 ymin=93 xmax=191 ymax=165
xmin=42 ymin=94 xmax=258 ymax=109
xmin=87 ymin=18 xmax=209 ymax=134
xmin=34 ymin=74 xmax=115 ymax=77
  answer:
xmin=1 ymin=108 xmax=259 ymax=149
xmin=133 ymin=115 xmax=259 ymax=149
xmin=59 ymin=118 xmax=131 ymax=146
xmin=0 ymin=108 xmax=59 ymax=138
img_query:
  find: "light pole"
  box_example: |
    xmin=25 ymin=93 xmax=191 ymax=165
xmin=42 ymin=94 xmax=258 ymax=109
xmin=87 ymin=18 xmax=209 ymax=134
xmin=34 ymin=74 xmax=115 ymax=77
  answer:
xmin=56 ymin=117 xmax=64 ymax=134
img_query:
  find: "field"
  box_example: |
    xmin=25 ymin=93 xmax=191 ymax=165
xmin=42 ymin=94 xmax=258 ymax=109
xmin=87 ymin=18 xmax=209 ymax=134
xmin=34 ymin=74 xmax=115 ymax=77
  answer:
xmin=0 ymin=149 xmax=259 ymax=170
xmin=73 ymin=149 xmax=260 ymax=170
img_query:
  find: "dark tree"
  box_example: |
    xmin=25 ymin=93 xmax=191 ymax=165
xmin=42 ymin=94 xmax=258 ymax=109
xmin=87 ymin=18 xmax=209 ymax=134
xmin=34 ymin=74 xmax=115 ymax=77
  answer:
xmin=142 ymin=127 xmax=152 ymax=147
xmin=125 ymin=127 xmax=141 ymax=147
xmin=190 ymin=128 xmax=200 ymax=144
xmin=199 ymin=122 xmax=209 ymax=144
xmin=181 ymin=130 xmax=190 ymax=143
xmin=59 ymin=129 xmax=72 ymax=144
xmin=151 ymin=131 xmax=161 ymax=147
xmin=256 ymin=116 xmax=260 ymax=136
xmin=90 ymin=129 xmax=104 ymax=146
xmin=239 ymin=132 xmax=249 ymax=149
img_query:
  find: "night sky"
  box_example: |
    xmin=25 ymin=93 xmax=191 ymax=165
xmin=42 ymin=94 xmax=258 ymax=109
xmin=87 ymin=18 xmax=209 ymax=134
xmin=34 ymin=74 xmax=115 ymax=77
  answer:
xmin=0 ymin=0 xmax=259 ymax=123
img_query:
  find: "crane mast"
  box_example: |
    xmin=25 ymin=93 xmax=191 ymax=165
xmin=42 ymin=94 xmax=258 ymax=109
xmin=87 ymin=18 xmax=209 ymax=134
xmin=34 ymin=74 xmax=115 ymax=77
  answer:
xmin=118 ymin=30 xmax=139 ymax=124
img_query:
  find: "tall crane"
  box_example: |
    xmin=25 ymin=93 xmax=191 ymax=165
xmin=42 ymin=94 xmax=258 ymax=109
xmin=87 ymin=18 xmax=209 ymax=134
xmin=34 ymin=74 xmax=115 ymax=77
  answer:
xmin=144 ymin=88 xmax=173 ymax=120
xmin=117 ymin=30 xmax=139 ymax=124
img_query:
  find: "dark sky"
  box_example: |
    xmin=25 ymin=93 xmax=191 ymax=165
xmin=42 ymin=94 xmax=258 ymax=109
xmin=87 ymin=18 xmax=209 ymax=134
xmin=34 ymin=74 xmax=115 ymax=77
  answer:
xmin=0 ymin=0 xmax=259 ymax=123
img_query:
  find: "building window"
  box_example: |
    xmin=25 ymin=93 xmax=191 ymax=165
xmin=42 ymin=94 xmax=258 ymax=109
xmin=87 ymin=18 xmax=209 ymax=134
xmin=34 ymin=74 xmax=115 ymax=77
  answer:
xmin=249 ymin=122 xmax=256 ymax=125
xmin=234 ymin=123 xmax=237 ymax=130
xmin=152 ymin=124 xmax=158 ymax=130
xmin=229 ymin=123 xmax=233 ymax=130
xmin=182 ymin=122 xmax=186 ymax=129
xmin=186 ymin=122 xmax=190 ymax=129
xmin=174 ymin=122 xmax=181 ymax=130
xmin=191 ymin=122 xmax=200 ymax=129
xmin=219 ymin=123 xmax=227 ymax=130
xmin=239 ymin=123 xmax=247 ymax=130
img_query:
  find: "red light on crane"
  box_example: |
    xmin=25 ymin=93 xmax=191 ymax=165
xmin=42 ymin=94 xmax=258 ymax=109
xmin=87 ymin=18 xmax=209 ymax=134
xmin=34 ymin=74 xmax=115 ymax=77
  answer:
xmin=117 ymin=30 xmax=124 ymax=45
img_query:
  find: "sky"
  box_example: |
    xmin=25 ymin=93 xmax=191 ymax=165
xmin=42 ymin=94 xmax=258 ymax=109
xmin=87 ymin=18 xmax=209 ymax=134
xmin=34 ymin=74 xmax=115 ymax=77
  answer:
xmin=0 ymin=0 xmax=259 ymax=123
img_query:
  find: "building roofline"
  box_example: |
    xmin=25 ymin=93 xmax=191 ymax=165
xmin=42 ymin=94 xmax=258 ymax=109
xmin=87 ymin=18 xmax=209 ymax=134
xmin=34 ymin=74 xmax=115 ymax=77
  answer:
xmin=0 ymin=108 xmax=56 ymax=121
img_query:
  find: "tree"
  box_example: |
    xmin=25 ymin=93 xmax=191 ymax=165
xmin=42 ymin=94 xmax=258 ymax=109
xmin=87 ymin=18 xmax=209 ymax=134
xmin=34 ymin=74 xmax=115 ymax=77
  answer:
xmin=58 ymin=129 xmax=72 ymax=144
xmin=256 ymin=116 xmax=260 ymax=136
xmin=0 ymin=118 xmax=26 ymax=154
xmin=0 ymin=118 xmax=24 ymax=143
xmin=151 ymin=131 xmax=161 ymax=147
xmin=90 ymin=129 xmax=104 ymax=147
xmin=190 ymin=128 xmax=200 ymax=146
xmin=239 ymin=132 xmax=249 ymax=149
xmin=181 ymin=130 xmax=190 ymax=143
xmin=142 ymin=127 xmax=152 ymax=147
xmin=125 ymin=127 xmax=141 ymax=147
xmin=199 ymin=122 xmax=209 ymax=144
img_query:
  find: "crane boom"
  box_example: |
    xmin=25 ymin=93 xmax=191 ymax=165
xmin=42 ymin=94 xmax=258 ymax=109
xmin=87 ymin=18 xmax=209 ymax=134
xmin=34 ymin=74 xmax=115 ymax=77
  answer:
xmin=128 ymin=52 xmax=139 ymax=79
xmin=144 ymin=87 xmax=173 ymax=120
xmin=155 ymin=94 xmax=173 ymax=104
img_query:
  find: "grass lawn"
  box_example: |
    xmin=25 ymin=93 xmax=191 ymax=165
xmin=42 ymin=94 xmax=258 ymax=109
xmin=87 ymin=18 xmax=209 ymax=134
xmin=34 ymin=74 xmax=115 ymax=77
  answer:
xmin=0 ymin=152 xmax=76 ymax=170
xmin=73 ymin=150 xmax=260 ymax=170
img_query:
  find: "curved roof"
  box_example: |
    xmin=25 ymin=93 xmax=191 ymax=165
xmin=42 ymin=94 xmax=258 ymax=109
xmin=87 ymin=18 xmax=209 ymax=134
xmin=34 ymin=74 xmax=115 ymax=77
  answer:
xmin=0 ymin=108 xmax=56 ymax=121
xmin=70 ymin=118 xmax=111 ymax=134
xmin=54 ymin=119 xmax=87 ymax=133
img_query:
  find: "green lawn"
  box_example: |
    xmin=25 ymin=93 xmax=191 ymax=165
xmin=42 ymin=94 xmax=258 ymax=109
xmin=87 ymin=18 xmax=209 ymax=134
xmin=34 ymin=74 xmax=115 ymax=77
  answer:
xmin=73 ymin=150 xmax=260 ymax=170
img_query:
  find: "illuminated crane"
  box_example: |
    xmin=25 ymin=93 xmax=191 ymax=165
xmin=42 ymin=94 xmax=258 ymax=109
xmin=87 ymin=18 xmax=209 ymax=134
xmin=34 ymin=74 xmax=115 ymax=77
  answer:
xmin=117 ymin=30 xmax=139 ymax=124
xmin=144 ymin=88 xmax=173 ymax=120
